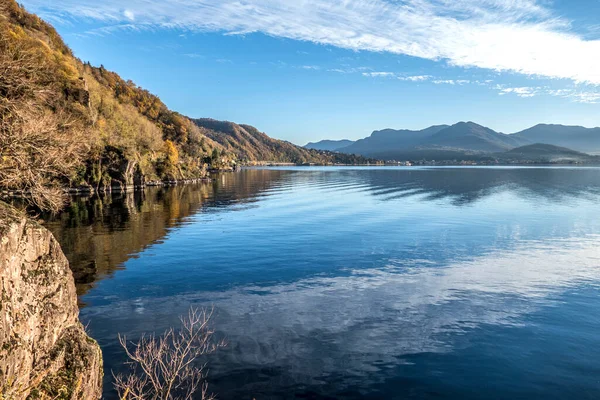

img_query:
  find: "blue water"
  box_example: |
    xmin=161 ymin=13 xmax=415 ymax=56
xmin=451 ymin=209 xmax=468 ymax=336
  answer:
xmin=49 ymin=167 xmax=600 ymax=399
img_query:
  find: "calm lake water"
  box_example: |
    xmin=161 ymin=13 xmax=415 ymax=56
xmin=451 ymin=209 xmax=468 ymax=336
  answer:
xmin=45 ymin=166 xmax=600 ymax=399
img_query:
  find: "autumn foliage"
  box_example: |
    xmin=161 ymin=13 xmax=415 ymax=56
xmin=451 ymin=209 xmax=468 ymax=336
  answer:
xmin=0 ymin=0 xmax=375 ymax=211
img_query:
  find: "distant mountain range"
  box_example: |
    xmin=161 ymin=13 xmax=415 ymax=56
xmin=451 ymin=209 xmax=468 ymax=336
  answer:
xmin=305 ymin=122 xmax=600 ymax=160
xmin=512 ymin=124 xmax=600 ymax=153
xmin=305 ymin=139 xmax=355 ymax=151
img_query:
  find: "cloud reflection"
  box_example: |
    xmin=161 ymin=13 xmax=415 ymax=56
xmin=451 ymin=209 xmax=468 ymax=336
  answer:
xmin=84 ymin=233 xmax=600 ymax=395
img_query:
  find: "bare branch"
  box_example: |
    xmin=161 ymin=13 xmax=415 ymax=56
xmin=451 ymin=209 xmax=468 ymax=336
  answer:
xmin=113 ymin=307 xmax=225 ymax=400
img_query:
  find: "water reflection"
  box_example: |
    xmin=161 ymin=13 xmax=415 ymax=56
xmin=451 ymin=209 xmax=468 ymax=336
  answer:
xmin=46 ymin=167 xmax=600 ymax=297
xmin=45 ymin=167 xmax=600 ymax=399
xmin=44 ymin=170 xmax=291 ymax=297
xmin=300 ymin=167 xmax=600 ymax=205
xmin=83 ymin=234 xmax=600 ymax=398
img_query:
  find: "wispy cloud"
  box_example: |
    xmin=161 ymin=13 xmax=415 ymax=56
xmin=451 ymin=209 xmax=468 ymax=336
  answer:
xmin=567 ymin=92 xmax=600 ymax=104
xmin=23 ymin=0 xmax=600 ymax=84
xmin=401 ymin=75 xmax=432 ymax=82
xmin=329 ymin=66 xmax=372 ymax=74
xmin=299 ymin=65 xmax=321 ymax=70
xmin=362 ymin=72 xmax=432 ymax=81
xmin=497 ymin=86 xmax=540 ymax=98
xmin=362 ymin=71 xmax=396 ymax=78
xmin=359 ymin=71 xmax=600 ymax=103
xmin=432 ymin=79 xmax=470 ymax=85
xmin=182 ymin=53 xmax=204 ymax=59
xmin=496 ymin=85 xmax=600 ymax=103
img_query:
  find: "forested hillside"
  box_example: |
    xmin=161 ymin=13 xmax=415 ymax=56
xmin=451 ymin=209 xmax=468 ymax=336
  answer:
xmin=195 ymin=118 xmax=331 ymax=164
xmin=0 ymin=1 xmax=374 ymax=211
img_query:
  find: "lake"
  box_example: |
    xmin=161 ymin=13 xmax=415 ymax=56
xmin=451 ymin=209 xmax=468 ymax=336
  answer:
xmin=44 ymin=166 xmax=600 ymax=399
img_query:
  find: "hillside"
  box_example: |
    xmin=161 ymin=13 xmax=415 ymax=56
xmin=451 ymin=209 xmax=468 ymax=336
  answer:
xmin=305 ymin=139 xmax=355 ymax=151
xmin=497 ymin=143 xmax=599 ymax=163
xmin=194 ymin=118 xmax=340 ymax=164
xmin=512 ymin=124 xmax=600 ymax=154
xmin=0 ymin=1 xmax=372 ymax=210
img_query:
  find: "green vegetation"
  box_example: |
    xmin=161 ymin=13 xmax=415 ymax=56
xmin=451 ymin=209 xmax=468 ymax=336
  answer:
xmin=0 ymin=1 xmax=377 ymax=211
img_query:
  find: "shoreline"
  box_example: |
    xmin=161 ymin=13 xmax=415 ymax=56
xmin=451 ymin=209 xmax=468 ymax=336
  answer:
xmin=0 ymin=176 xmax=215 ymax=200
xmin=3 ymin=162 xmax=599 ymax=201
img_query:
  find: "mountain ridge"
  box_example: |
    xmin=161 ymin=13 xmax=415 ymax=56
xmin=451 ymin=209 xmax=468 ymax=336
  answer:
xmin=305 ymin=139 xmax=355 ymax=152
xmin=512 ymin=124 xmax=600 ymax=154
xmin=311 ymin=122 xmax=600 ymax=160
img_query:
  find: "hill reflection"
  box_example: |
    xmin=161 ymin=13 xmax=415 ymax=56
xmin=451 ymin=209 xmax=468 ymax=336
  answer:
xmin=348 ymin=167 xmax=600 ymax=205
xmin=45 ymin=167 xmax=600 ymax=300
xmin=44 ymin=170 xmax=291 ymax=298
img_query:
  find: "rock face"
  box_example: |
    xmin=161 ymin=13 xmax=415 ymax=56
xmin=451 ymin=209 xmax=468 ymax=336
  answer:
xmin=0 ymin=202 xmax=103 ymax=399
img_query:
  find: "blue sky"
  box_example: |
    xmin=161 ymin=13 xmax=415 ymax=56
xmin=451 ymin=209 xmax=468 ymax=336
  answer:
xmin=21 ymin=0 xmax=600 ymax=145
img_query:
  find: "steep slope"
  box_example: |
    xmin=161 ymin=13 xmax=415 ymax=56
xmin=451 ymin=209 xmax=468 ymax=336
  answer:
xmin=340 ymin=125 xmax=449 ymax=156
xmin=193 ymin=119 xmax=376 ymax=165
xmin=0 ymin=0 xmax=222 ymax=209
xmin=423 ymin=122 xmax=530 ymax=152
xmin=512 ymin=124 xmax=600 ymax=154
xmin=304 ymin=139 xmax=355 ymax=151
xmin=194 ymin=118 xmax=316 ymax=163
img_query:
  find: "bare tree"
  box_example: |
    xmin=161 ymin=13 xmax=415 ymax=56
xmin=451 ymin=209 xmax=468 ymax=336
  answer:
xmin=114 ymin=308 xmax=225 ymax=400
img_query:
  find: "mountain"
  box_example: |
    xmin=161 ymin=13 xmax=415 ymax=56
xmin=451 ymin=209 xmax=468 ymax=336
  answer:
xmin=497 ymin=143 xmax=599 ymax=163
xmin=314 ymin=122 xmax=600 ymax=161
xmin=194 ymin=119 xmax=329 ymax=163
xmin=421 ymin=122 xmax=529 ymax=152
xmin=0 ymin=1 xmax=374 ymax=210
xmin=304 ymin=139 xmax=355 ymax=151
xmin=337 ymin=122 xmax=529 ymax=159
xmin=340 ymin=125 xmax=449 ymax=156
xmin=512 ymin=124 xmax=600 ymax=154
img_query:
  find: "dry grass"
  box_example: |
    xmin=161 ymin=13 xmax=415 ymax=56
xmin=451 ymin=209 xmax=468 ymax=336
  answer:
xmin=0 ymin=24 xmax=87 ymax=211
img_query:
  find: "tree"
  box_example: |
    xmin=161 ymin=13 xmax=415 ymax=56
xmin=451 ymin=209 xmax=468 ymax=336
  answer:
xmin=114 ymin=308 xmax=225 ymax=400
xmin=211 ymin=148 xmax=220 ymax=163
xmin=164 ymin=140 xmax=179 ymax=166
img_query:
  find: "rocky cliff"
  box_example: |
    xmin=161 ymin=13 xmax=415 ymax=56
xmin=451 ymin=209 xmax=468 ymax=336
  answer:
xmin=0 ymin=202 xmax=102 ymax=399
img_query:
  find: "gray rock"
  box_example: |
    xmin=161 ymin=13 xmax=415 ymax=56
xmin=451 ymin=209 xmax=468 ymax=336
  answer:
xmin=0 ymin=202 xmax=103 ymax=399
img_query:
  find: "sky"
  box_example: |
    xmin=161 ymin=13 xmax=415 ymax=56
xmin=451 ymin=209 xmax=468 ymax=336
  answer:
xmin=20 ymin=0 xmax=600 ymax=145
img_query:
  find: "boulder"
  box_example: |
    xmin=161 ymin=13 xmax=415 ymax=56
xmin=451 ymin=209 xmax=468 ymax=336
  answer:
xmin=0 ymin=202 xmax=103 ymax=399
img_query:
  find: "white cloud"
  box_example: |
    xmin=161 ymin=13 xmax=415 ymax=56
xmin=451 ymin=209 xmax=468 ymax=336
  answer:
xmin=494 ymin=85 xmax=600 ymax=103
xmin=300 ymin=65 xmax=321 ymax=70
xmin=123 ymin=9 xmax=135 ymax=21
xmin=362 ymin=73 xmax=432 ymax=81
xmin=498 ymin=86 xmax=540 ymax=97
xmin=551 ymin=89 xmax=600 ymax=104
xmin=23 ymin=0 xmax=600 ymax=84
xmin=329 ymin=66 xmax=372 ymax=74
xmin=182 ymin=53 xmax=204 ymax=59
xmin=432 ymin=79 xmax=470 ymax=85
xmin=401 ymin=75 xmax=432 ymax=82
xmin=362 ymin=71 xmax=396 ymax=78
